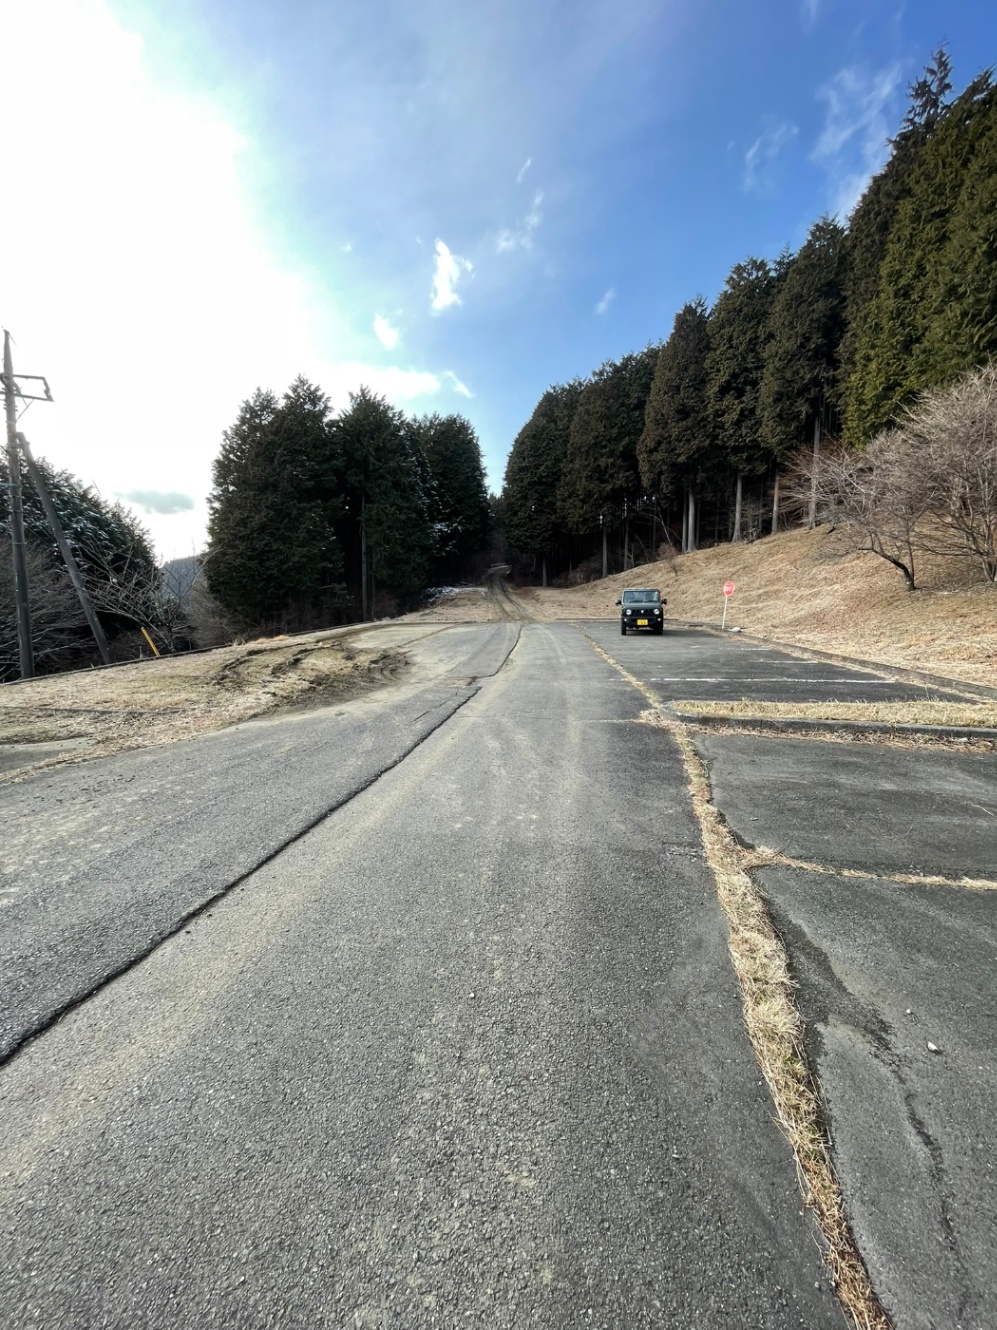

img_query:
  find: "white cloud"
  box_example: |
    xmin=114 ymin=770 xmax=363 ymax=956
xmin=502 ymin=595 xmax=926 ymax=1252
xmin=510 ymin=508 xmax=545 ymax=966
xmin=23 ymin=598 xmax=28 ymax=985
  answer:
xmin=323 ymin=362 xmax=443 ymax=405
xmin=0 ymin=1 xmax=476 ymax=560
xmin=496 ymin=191 xmax=544 ymax=253
xmin=743 ymin=122 xmax=799 ymax=193
xmin=516 ymin=156 xmax=532 ymax=183
xmin=444 ymin=370 xmax=474 ymax=398
xmin=595 ymin=287 xmax=616 ymax=315
xmin=373 ymin=314 xmax=400 ymax=349
xmin=813 ymin=63 xmax=902 ymax=218
xmin=430 ymin=239 xmax=473 ymax=312
xmin=801 ymin=0 xmax=820 ymax=27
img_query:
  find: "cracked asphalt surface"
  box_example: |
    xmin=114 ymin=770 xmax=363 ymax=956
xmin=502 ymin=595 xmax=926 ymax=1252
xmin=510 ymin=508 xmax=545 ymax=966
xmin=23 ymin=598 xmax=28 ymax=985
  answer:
xmin=605 ymin=622 xmax=997 ymax=1330
xmin=1 ymin=618 xmax=994 ymax=1328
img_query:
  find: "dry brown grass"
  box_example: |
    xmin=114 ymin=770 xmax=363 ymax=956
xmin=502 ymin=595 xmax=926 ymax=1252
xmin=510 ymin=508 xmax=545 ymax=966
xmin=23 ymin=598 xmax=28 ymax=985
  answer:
xmin=404 ymin=587 xmax=502 ymax=624
xmin=519 ymin=526 xmax=997 ymax=689
xmin=670 ymin=699 xmax=997 ymax=727
xmin=742 ymin=846 xmax=997 ymax=894
xmin=0 ymin=629 xmax=404 ymax=776
xmin=670 ymin=726 xmax=890 ymax=1330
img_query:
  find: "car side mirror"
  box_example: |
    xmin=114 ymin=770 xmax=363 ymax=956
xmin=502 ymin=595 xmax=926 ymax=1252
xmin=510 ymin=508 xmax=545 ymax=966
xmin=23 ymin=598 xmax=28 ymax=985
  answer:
xmin=614 ymin=598 xmax=621 ymax=605
xmin=662 ymin=598 xmax=667 ymax=605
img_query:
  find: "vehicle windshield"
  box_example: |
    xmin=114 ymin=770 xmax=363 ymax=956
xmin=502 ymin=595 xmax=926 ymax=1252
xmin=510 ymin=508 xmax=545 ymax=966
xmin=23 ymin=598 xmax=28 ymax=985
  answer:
xmin=622 ymin=589 xmax=660 ymax=604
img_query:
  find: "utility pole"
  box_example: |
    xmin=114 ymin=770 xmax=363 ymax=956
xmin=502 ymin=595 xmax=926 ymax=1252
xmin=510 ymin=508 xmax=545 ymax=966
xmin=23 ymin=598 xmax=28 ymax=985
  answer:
xmin=16 ymin=433 xmax=111 ymax=665
xmin=360 ymin=493 xmax=368 ymax=620
xmin=807 ymin=416 xmax=821 ymax=530
xmin=3 ymin=331 xmax=35 ymax=677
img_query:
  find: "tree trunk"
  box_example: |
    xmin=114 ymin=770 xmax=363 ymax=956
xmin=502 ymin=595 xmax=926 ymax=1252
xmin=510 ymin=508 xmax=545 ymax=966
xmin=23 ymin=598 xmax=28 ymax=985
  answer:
xmin=681 ymin=492 xmax=689 ymax=554
xmin=733 ymin=472 xmax=743 ymax=543
xmin=771 ymin=473 xmax=780 ymax=535
xmin=360 ymin=495 xmax=368 ymax=621
xmin=602 ymin=522 xmax=608 ymax=579
xmin=541 ymin=555 xmax=547 ymax=588
xmin=807 ymin=417 xmax=821 ymax=530
xmin=687 ymin=489 xmax=698 ymax=553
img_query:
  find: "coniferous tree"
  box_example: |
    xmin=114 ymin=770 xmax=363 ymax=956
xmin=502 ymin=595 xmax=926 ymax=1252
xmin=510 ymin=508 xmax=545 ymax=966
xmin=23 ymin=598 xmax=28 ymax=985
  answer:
xmin=837 ymin=54 xmax=951 ymax=423
xmin=334 ymin=388 xmax=436 ymax=605
xmin=1 ymin=454 xmax=159 ymax=675
xmin=206 ymin=378 xmax=343 ymax=627
xmin=844 ymin=72 xmax=995 ymax=442
xmin=4 ymin=455 xmax=157 ymax=583
xmin=502 ymin=381 xmax=581 ymax=573
xmin=705 ymin=261 xmax=779 ymax=537
xmin=413 ymin=413 xmax=490 ymax=578
xmin=559 ymin=350 xmax=657 ymax=534
xmin=917 ymin=76 xmax=997 ymax=381
xmin=760 ymin=218 xmax=847 ymax=462
xmin=639 ymin=301 xmax=711 ymax=547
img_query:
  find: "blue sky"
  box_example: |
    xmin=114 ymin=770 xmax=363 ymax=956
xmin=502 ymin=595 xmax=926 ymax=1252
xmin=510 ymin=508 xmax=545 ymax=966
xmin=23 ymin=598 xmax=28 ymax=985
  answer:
xmin=2 ymin=0 xmax=993 ymax=558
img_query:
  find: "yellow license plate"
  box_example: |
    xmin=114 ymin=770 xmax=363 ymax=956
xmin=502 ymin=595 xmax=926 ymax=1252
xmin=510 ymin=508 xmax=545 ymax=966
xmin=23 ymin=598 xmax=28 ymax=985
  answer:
xmin=637 ymin=618 xmax=648 ymax=626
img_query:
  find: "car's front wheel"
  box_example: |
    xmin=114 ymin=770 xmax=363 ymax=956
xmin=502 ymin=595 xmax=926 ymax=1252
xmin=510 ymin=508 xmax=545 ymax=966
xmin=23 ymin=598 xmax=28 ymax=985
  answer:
xmin=620 ymin=622 xmax=626 ymax=635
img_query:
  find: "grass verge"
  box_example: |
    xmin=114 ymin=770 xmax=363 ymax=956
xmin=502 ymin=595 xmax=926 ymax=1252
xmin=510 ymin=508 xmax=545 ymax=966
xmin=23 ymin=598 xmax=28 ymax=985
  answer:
xmin=0 ymin=631 xmax=406 ymax=778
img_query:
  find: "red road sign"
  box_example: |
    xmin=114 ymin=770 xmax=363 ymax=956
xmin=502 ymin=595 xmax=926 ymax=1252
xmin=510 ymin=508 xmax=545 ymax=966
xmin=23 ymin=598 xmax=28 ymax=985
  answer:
xmin=723 ymin=581 xmax=735 ymax=597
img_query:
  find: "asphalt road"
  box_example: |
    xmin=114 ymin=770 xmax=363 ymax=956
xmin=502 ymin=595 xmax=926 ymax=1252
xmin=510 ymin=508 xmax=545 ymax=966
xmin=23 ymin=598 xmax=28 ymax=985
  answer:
xmin=1 ymin=619 xmax=994 ymax=1328
xmin=0 ymin=621 xmax=838 ymax=1329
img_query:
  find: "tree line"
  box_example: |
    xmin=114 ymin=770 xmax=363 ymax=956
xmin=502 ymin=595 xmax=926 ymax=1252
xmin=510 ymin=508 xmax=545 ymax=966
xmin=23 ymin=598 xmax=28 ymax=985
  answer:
xmin=204 ymin=380 xmax=492 ymax=632
xmin=0 ymin=455 xmax=160 ymax=679
xmin=2 ymin=381 xmax=491 ymax=676
xmin=501 ymin=50 xmax=997 ymax=583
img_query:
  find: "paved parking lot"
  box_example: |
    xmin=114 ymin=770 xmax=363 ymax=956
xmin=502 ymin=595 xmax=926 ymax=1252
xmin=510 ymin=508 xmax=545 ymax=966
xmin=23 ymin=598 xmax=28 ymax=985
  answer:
xmin=595 ymin=622 xmax=997 ymax=1330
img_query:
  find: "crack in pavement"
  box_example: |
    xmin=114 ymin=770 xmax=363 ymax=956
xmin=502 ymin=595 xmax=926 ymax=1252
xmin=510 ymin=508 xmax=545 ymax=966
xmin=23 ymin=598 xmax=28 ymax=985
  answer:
xmin=582 ymin=626 xmax=893 ymax=1330
xmin=741 ymin=847 xmax=997 ymax=894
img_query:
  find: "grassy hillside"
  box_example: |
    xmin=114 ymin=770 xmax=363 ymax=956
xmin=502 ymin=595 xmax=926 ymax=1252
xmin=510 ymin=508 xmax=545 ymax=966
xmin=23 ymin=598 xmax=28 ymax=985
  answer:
xmin=516 ymin=527 xmax=997 ymax=689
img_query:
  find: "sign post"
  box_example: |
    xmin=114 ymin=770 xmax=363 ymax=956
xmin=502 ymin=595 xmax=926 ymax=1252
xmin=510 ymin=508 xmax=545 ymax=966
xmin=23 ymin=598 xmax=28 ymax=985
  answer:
xmin=721 ymin=580 xmax=735 ymax=630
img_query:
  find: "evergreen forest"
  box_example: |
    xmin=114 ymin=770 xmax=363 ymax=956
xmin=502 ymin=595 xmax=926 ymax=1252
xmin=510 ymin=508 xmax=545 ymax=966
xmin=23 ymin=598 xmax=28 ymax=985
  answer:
xmin=501 ymin=50 xmax=997 ymax=585
xmin=6 ymin=50 xmax=997 ymax=674
xmin=204 ymin=381 xmax=492 ymax=633
xmin=0 ymin=455 xmax=160 ymax=678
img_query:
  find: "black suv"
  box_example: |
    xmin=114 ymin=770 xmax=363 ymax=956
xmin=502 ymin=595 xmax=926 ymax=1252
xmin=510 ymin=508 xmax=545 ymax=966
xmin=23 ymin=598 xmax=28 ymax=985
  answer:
xmin=615 ymin=587 xmax=666 ymax=635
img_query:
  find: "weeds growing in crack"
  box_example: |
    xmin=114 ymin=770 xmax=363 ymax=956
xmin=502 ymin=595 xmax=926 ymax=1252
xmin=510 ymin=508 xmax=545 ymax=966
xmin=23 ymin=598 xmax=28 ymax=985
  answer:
xmin=669 ymin=722 xmax=892 ymax=1330
xmin=744 ymin=847 xmax=997 ymax=894
xmin=631 ymin=701 xmax=891 ymax=1326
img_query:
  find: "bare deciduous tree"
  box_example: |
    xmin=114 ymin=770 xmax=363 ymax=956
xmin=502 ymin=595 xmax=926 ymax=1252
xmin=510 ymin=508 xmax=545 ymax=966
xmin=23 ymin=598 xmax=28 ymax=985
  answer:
xmin=1 ymin=541 xmax=86 ymax=678
xmin=786 ymin=364 xmax=997 ymax=590
xmin=903 ymin=365 xmax=997 ymax=582
xmin=789 ymin=432 xmax=935 ymax=590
